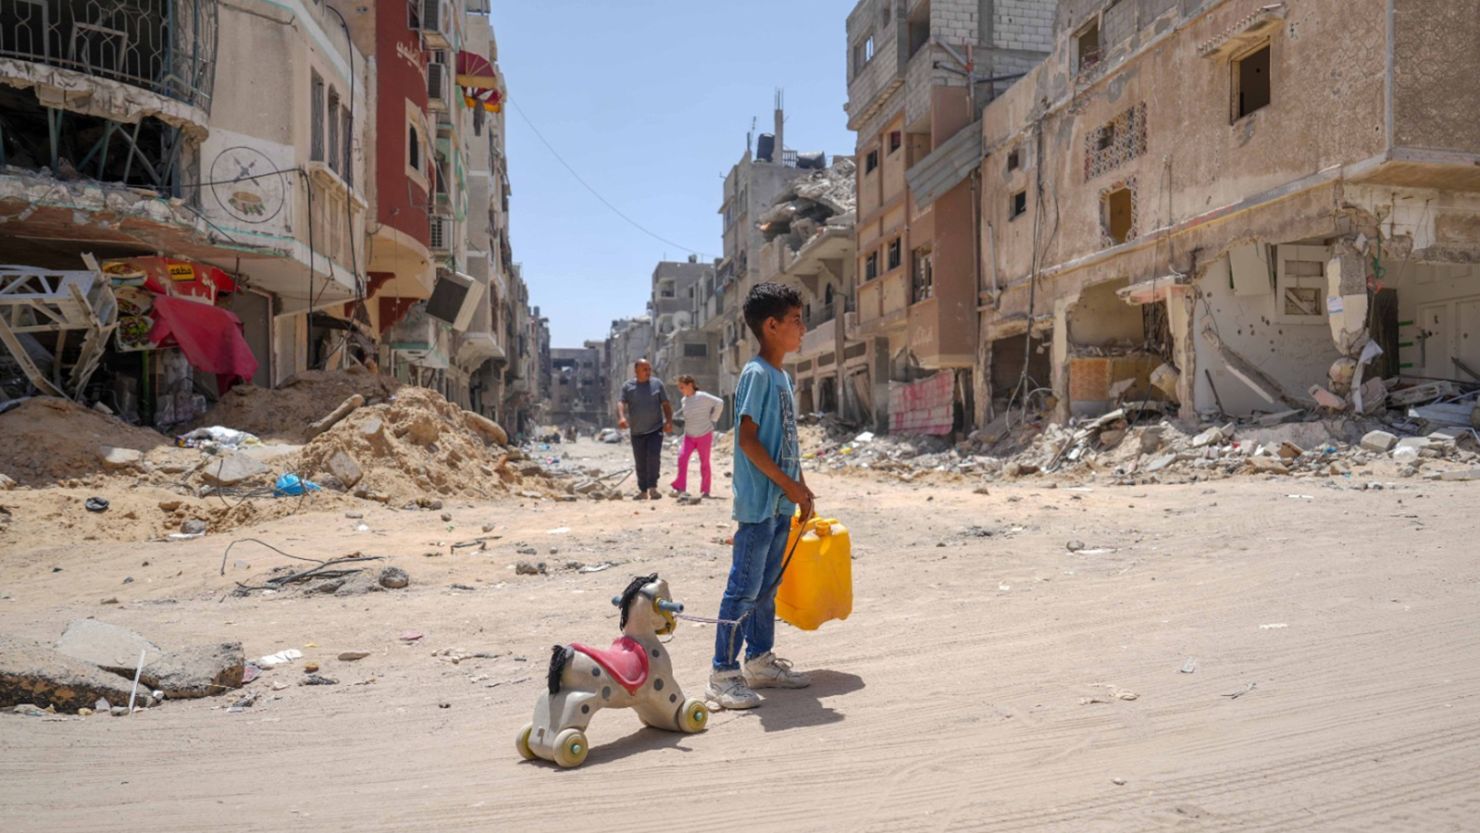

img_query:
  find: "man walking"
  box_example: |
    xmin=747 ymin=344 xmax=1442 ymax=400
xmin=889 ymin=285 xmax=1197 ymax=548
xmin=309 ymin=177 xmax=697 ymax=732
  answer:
xmin=670 ymin=375 xmax=724 ymax=498
xmin=617 ymin=358 xmax=673 ymax=500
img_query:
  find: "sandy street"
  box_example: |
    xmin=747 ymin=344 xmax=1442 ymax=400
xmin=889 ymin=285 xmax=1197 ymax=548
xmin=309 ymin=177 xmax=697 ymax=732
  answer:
xmin=2 ymin=435 xmax=1479 ymax=832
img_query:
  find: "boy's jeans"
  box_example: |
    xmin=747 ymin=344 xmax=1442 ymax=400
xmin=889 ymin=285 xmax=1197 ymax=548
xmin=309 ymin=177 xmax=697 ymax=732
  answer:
xmin=712 ymin=512 xmax=790 ymax=672
xmin=670 ymin=432 xmax=714 ymax=495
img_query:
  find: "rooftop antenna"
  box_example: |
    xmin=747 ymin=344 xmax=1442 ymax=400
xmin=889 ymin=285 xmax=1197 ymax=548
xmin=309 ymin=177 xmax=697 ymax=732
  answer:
xmin=774 ymin=88 xmax=784 ymax=163
xmin=747 ymin=116 xmax=756 ymax=154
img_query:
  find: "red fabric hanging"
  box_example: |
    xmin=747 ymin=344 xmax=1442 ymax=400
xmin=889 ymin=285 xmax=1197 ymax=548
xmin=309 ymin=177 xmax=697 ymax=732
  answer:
xmin=148 ymin=295 xmax=258 ymax=390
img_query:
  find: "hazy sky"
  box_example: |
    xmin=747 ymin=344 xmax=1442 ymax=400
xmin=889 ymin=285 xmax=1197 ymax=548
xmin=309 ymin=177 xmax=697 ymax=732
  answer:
xmin=489 ymin=1 xmax=856 ymax=348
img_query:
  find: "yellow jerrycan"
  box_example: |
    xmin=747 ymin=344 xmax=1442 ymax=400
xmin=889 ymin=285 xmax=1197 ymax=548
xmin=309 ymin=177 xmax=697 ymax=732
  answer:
xmin=775 ymin=513 xmax=852 ymax=631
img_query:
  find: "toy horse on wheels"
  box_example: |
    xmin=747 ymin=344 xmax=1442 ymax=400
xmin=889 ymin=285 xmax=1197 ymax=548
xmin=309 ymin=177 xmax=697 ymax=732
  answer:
xmin=516 ymin=573 xmax=709 ymax=767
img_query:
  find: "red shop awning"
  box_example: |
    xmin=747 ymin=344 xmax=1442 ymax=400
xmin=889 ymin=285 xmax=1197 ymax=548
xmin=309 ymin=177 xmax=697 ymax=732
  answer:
xmin=102 ymin=256 xmax=237 ymax=302
xmin=149 ymin=295 xmax=258 ymax=385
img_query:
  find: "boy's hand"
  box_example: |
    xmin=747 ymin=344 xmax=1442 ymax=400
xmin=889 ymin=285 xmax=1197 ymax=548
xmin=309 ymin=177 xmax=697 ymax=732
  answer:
xmin=784 ymin=479 xmax=814 ymax=522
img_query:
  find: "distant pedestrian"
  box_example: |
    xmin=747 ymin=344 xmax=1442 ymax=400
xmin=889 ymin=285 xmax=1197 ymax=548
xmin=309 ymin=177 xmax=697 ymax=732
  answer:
xmin=617 ymin=358 xmax=673 ymax=500
xmin=670 ymin=375 xmax=724 ymax=498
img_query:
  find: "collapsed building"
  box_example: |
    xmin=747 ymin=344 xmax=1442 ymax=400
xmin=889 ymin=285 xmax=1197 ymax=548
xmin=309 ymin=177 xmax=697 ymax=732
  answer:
xmin=756 ymin=156 xmax=873 ymax=425
xmin=973 ymin=0 xmax=1480 ymax=427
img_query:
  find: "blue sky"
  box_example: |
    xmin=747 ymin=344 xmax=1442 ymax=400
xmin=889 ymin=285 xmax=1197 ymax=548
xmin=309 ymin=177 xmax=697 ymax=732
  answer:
xmin=489 ymin=0 xmax=856 ymax=347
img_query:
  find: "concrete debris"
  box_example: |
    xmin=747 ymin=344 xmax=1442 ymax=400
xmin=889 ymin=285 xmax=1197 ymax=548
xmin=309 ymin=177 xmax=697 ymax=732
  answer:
xmin=140 ymin=642 xmax=246 ymax=699
xmin=55 ymin=619 xmax=163 ymax=676
xmin=201 ymin=453 xmax=271 ymax=488
xmin=1360 ymin=431 xmax=1398 ymax=453
xmin=0 ymin=637 xmax=157 ymax=711
xmin=377 ymin=566 xmax=410 ymax=589
xmin=97 ymin=446 xmax=145 ymax=471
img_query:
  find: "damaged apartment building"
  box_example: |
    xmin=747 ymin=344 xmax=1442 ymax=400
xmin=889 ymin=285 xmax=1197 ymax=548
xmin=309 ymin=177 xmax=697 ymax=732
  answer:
xmin=755 ymin=155 xmax=868 ymax=425
xmin=0 ymin=0 xmax=540 ymax=435
xmin=846 ymin=0 xmax=1057 ymax=435
xmin=974 ymin=0 xmax=1480 ymax=426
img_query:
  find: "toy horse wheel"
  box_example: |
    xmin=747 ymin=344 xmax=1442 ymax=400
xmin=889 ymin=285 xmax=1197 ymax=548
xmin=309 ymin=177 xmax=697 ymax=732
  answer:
xmin=514 ymin=724 xmax=536 ymax=761
xmin=677 ymin=698 xmax=708 ymax=733
xmin=553 ymin=728 xmax=589 ymax=768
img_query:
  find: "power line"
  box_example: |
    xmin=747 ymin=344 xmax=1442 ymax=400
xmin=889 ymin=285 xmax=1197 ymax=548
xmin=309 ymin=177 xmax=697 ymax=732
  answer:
xmin=508 ymin=98 xmax=712 ymax=260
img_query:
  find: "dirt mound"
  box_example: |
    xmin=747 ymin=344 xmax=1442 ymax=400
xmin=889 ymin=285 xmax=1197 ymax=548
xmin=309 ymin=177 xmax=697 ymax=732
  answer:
xmin=195 ymin=368 xmax=401 ymax=443
xmin=0 ymin=398 xmax=173 ymax=487
xmin=295 ymin=386 xmax=554 ymax=505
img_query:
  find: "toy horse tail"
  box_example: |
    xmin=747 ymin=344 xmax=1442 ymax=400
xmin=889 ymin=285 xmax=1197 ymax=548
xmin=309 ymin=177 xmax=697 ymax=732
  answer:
xmin=548 ymin=645 xmax=573 ymax=694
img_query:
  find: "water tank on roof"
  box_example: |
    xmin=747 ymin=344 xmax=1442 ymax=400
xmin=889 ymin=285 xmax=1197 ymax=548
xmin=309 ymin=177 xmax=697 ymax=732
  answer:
xmin=796 ymin=151 xmax=826 ymax=170
xmin=756 ymin=133 xmax=775 ymax=162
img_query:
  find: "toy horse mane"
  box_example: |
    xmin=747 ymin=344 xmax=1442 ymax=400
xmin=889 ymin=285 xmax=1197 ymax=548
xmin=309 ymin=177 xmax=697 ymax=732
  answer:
xmin=618 ymin=573 xmax=659 ymax=629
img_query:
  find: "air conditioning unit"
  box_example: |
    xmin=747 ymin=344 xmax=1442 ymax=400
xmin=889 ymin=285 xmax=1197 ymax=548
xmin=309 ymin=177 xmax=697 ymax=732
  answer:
xmin=414 ymin=0 xmax=450 ymax=49
xmin=427 ymin=61 xmax=450 ymax=111
xmin=426 ymin=269 xmax=486 ymax=332
xmin=429 ymin=215 xmax=451 ymax=254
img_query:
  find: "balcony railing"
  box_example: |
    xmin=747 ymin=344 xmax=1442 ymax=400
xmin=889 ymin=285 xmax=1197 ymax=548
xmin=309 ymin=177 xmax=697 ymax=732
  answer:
xmin=0 ymin=0 xmax=219 ymax=111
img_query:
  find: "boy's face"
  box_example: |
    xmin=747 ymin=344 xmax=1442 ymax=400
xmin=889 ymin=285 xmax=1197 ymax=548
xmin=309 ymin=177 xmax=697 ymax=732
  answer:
xmin=765 ymin=306 xmax=805 ymax=353
xmin=678 ymin=382 xmax=696 ymax=397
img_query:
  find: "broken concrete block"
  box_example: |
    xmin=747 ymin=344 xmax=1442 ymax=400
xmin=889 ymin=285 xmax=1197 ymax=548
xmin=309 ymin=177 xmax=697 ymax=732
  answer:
xmin=1430 ymin=467 xmax=1480 ymax=482
xmin=97 ymin=446 xmax=144 ymax=471
xmin=0 ymin=473 xmax=16 ymax=490
xmin=55 ymin=619 xmax=163 ymax=676
xmin=1394 ymin=436 xmax=1432 ymax=452
xmin=141 ymin=642 xmax=245 ymax=699
xmin=1277 ymin=442 xmax=1303 ymax=460
xmin=0 ymin=638 xmax=156 ymax=710
xmin=201 ymin=453 xmax=270 ymax=487
xmin=1392 ymin=447 xmax=1421 ymax=464
xmin=359 ymin=416 xmax=384 ymax=438
xmin=1309 ymin=385 xmax=1346 ymax=410
xmin=1359 ymin=431 xmax=1398 ymax=453
xmin=1246 ymin=457 xmax=1290 ymax=475
xmin=1256 ymin=409 xmax=1303 ymax=427
xmin=326 ymin=450 xmax=364 ymax=488
xmin=1145 ymin=453 xmax=1177 ymax=473
xmin=1191 ymin=426 xmax=1225 ymax=448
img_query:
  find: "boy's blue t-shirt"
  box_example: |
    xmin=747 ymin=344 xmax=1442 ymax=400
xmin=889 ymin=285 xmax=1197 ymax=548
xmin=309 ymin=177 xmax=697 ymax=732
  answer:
xmin=732 ymin=356 xmax=800 ymax=523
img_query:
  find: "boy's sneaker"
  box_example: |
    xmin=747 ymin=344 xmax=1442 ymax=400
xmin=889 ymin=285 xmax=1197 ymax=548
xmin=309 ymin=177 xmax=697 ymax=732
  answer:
xmin=669 ymin=489 xmax=686 ymax=498
xmin=648 ymin=489 xmax=663 ymax=500
xmin=743 ymin=652 xmax=811 ymax=689
xmin=706 ymin=670 xmax=761 ymax=709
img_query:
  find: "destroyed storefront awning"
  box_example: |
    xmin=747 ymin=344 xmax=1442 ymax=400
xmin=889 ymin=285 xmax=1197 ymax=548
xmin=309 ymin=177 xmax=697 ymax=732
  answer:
xmin=148 ymin=295 xmax=259 ymax=385
xmin=906 ymin=119 xmax=982 ymax=211
xmin=101 ymin=256 xmax=237 ymax=303
xmin=456 ymin=50 xmax=503 ymax=112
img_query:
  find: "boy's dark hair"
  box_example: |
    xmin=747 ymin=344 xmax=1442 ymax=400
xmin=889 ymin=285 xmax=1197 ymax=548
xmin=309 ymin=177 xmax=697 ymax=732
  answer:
xmin=676 ymin=374 xmax=696 ymax=387
xmin=743 ymin=281 xmax=802 ymax=341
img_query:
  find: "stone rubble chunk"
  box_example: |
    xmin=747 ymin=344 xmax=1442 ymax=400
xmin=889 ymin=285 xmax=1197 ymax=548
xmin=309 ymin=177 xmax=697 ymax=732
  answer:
xmin=141 ymin=642 xmax=245 ymax=699
xmin=1 ymin=638 xmax=157 ymax=711
xmin=97 ymin=446 xmax=144 ymax=470
xmin=326 ymin=450 xmax=364 ymax=488
xmin=200 ymin=453 xmax=270 ymax=487
xmin=1359 ymin=430 xmax=1398 ymax=453
xmin=55 ymin=619 xmax=163 ymax=675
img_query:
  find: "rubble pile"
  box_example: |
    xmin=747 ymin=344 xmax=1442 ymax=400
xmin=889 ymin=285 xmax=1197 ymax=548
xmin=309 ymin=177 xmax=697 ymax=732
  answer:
xmin=194 ymin=368 xmax=401 ymax=443
xmin=294 ymin=386 xmax=557 ymax=504
xmin=803 ymin=404 xmax=1480 ymax=486
xmin=0 ymin=397 xmax=174 ymax=487
xmin=757 ymin=157 xmax=857 ymax=246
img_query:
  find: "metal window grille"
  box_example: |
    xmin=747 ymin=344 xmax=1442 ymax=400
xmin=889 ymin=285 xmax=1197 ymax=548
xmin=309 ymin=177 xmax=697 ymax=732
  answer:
xmin=327 ymin=87 xmax=340 ymax=173
xmin=0 ymin=0 xmax=218 ymax=111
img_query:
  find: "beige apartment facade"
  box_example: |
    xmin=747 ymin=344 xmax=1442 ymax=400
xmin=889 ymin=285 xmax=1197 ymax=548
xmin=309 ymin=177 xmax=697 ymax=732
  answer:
xmin=846 ymin=0 xmax=1055 ymax=432
xmin=974 ymin=0 xmax=1480 ymax=425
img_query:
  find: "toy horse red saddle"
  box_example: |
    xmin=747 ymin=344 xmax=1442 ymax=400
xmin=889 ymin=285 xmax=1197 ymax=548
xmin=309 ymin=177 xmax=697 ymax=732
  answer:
xmin=571 ymin=636 xmax=649 ymax=694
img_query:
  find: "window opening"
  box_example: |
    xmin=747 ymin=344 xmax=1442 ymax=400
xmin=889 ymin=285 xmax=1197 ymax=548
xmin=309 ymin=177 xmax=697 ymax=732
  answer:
xmin=1234 ymin=43 xmax=1271 ymax=119
xmin=1010 ymin=190 xmax=1027 ymax=219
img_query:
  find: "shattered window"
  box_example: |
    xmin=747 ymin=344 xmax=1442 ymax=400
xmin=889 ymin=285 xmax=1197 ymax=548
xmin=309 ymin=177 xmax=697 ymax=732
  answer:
xmin=1010 ymin=190 xmax=1027 ymax=219
xmin=866 ymin=150 xmax=879 ymax=173
xmin=1283 ymin=287 xmax=1321 ymax=317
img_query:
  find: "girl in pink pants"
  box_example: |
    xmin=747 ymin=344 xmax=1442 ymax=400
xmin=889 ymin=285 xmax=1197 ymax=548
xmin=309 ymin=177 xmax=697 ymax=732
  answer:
xmin=671 ymin=375 xmax=725 ymax=497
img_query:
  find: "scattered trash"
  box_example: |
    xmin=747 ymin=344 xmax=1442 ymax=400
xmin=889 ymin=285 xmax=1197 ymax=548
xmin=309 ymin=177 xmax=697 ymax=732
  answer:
xmin=299 ymin=674 xmax=338 ymax=686
xmin=578 ymin=561 xmax=617 ymax=574
xmin=515 ymin=561 xmax=547 ymax=576
xmin=1259 ymin=623 xmax=1288 ymax=630
xmin=338 ymin=651 xmax=370 ymax=661
xmin=257 ymin=648 xmax=302 ymax=668
xmin=272 ymin=473 xmax=320 ymax=497
xmin=1180 ymin=658 xmax=1198 ymax=674
xmin=1222 ymin=682 xmax=1257 ymax=700
xmin=399 ymin=630 xmax=424 ymax=643
xmin=84 ymin=497 xmax=109 ymax=513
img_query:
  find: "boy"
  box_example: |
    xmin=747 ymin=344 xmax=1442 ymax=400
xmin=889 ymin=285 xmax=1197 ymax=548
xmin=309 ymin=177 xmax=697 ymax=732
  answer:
xmin=705 ymin=282 xmax=814 ymax=710
xmin=669 ymin=375 xmax=725 ymax=498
